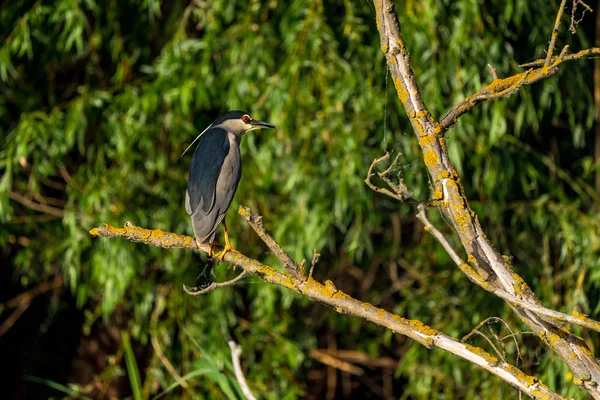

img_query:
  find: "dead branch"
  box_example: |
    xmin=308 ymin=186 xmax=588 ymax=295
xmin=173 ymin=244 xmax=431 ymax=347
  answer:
xmin=183 ymin=270 xmax=250 ymax=296
xmin=228 ymin=341 xmax=257 ymax=400
xmin=365 ymin=152 xmax=440 ymax=206
xmin=238 ymin=205 xmax=305 ymax=282
xmin=9 ymin=191 xmax=65 ymax=218
xmin=374 ymin=0 xmax=600 ymax=396
xmin=416 ymin=205 xmax=600 ymax=334
xmin=546 ymin=0 xmax=568 ymax=66
xmin=89 ymin=210 xmax=564 ymax=399
xmin=309 ymin=249 xmax=320 ymax=279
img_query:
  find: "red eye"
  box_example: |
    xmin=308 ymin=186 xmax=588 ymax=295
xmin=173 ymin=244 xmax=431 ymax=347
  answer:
xmin=242 ymin=115 xmax=250 ymax=123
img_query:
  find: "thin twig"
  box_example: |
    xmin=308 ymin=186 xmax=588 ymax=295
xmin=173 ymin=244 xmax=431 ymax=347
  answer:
xmin=488 ymin=64 xmax=499 ymax=80
xmin=309 ymin=249 xmax=320 ymax=278
xmin=238 ymin=206 xmax=305 ymax=282
xmin=519 ymin=46 xmax=600 ymax=67
xmin=183 ymin=270 xmax=249 ymax=295
xmin=365 ymin=153 xmax=440 ymax=206
xmin=462 ymin=317 xmax=522 ymax=364
xmin=545 ymin=0 xmax=569 ymax=66
xmin=310 ymin=349 xmax=365 ymax=375
xmin=9 ymin=191 xmax=65 ymax=217
xmin=228 ymin=341 xmax=257 ymax=400
xmin=570 ymin=0 xmax=592 ymax=34
xmin=4 ymin=276 xmax=63 ymax=309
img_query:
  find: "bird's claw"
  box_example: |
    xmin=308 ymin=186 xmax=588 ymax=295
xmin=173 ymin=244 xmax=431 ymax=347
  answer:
xmin=217 ymin=244 xmax=237 ymax=262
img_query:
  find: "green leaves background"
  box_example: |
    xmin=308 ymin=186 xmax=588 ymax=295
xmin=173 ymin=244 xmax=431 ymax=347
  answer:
xmin=1 ymin=0 xmax=598 ymax=398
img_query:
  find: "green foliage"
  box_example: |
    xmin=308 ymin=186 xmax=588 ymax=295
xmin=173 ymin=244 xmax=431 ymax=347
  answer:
xmin=1 ymin=0 xmax=599 ymax=398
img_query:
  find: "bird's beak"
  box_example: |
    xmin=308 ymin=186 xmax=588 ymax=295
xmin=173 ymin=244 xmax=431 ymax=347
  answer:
xmin=249 ymin=119 xmax=276 ymax=130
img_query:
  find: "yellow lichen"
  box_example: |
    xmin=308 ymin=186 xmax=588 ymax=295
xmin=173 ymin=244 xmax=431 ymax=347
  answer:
xmin=391 ymin=79 xmax=410 ymax=104
xmin=463 ymin=343 xmax=498 ymax=364
xmin=405 ymin=318 xmax=439 ymax=337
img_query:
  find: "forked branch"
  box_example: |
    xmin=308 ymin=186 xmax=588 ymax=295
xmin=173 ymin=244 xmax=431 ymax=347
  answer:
xmin=373 ymin=0 xmax=600 ymax=396
xmin=89 ymin=206 xmax=562 ymax=399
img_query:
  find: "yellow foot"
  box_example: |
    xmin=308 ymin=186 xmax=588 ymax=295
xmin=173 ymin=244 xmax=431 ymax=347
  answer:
xmin=216 ymin=243 xmax=237 ymax=262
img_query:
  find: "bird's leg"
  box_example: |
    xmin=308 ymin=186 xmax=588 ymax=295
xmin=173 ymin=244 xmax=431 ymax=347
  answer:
xmin=217 ymin=219 xmax=237 ymax=261
xmin=208 ymin=241 xmax=220 ymax=258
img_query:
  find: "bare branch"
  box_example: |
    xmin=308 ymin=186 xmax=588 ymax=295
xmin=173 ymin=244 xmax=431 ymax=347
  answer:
xmin=228 ymin=341 xmax=257 ymax=400
xmin=9 ymin=191 xmax=65 ymax=218
xmin=546 ymin=0 xmax=568 ymax=66
xmin=520 ymin=46 xmax=600 ymax=68
xmin=238 ymin=205 xmax=305 ymax=282
xmin=416 ymin=205 xmax=600 ymax=334
xmin=439 ymin=69 xmax=548 ymax=132
xmin=309 ymin=249 xmax=320 ymax=279
xmin=89 ymin=218 xmax=562 ymax=399
xmin=569 ymin=0 xmax=592 ymax=34
xmin=183 ymin=270 xmax=250 ymax=296
xmin=365 ymin=152 xmax=440 ymax=206
xmin=374 ymin=0 xmax=600 ymax=394
xmin=440 ymin=44 xmax=600 ymax=131
xmin=310 ymin=349 xmax=365 ymax=376
xmin=487 ymin=63 xmax=498 ymax=80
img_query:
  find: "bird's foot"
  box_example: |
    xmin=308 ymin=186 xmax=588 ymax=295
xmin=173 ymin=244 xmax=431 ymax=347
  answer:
xmin=216 ymin=243 xmax=237 ymax=262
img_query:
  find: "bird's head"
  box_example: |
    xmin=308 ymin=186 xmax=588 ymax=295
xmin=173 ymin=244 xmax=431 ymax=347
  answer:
xmin=212 ymin=110 xmax=276 ymax=135
xmin=181 ymin=111 xmax=276 ymax=157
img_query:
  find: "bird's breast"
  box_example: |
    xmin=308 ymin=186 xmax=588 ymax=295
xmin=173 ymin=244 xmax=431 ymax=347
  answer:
xmin=221 ymin=133 xmax=242 ymax=181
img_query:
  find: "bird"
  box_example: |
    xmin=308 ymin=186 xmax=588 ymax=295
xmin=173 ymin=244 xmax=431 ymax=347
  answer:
xmin=183 ymin=110 xmax=276 ymax=260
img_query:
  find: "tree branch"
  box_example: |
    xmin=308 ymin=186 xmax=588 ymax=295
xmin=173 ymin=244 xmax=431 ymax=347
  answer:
xmin=183 ymin=270 xmax=250 ymax=295
xmin=417 ymin=205 xmax=600 ymax=334
xmin=9 ymin=190 xmax=65 ymax=218
xmin=228 ymin=341 xmax=257 ymax=400
xmin=89 ymin=210 xmax=564 ymax=399
xmin=373 ymin=0 xmax=600 ymax=396
xmin=238 ymin=206 xmax=305 ymax=282
xmin=439 ymin=48 xmax=600 ymax=132
xmin=545 ymin=0 xmax=568 ymax=66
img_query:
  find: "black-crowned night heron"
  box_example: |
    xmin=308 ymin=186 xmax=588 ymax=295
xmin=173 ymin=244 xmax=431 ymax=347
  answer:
xmin=183 ymin=110 xmax=276 ymax=260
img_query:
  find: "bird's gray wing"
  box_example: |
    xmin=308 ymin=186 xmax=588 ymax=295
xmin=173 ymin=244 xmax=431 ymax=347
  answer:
xmin=185 ymin=128 xmax=230 ymax=217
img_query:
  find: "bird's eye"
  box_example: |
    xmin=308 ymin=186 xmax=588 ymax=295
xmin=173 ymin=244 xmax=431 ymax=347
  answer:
xmin=242 ymin=115 xmax=250 ymax=123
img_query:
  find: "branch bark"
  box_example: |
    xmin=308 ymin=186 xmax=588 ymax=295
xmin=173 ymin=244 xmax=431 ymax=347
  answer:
xmin=89 ymin=209 xmax=563 ymax=399
xmin=228 ymin=341 xmax=257 ymax=400
xmin=373 ymin=0 xmax=600 ymax=396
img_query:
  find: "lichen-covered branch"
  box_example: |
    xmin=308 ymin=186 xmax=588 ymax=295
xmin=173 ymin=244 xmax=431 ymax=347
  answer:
xmin=89 ymin=210 xmax=562 ymax=399
xmin=238 ymin=205 xmax=305 ymax=282
xmin=545 ymin=0 xmax=568 ymax=67
xmin=373 ymin=0 xmax=600 ymax=396
xmin=439 ymin=51 xmax=600 ymax=132
xmin=417 ymin=205 xmax=600 ymax=334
